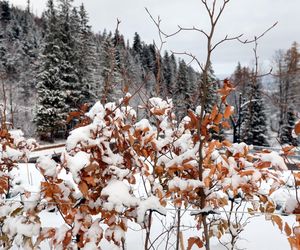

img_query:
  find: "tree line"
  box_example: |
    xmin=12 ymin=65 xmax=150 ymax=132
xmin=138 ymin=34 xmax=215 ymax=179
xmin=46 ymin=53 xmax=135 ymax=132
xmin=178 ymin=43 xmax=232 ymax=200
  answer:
xmin=0 ymin=0 xmax=205 ymax=141
xmin=230 ymin=41 xmax=300 ymax=147
xmin=0 ymin=0 xmax=299 ymax=147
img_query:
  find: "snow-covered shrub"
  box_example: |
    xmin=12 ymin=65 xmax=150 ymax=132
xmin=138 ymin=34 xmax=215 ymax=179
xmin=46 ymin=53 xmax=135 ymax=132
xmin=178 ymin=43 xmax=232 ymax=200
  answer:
xmin=34 ymin=86 xmax=291 ymax=249
xmin=35 ymin=95 xmax=171 ymax=248
xmin=2 ymin=88 xmax=297 ymax=249
xmin=0 ymin=129 xmax=38 ymax=249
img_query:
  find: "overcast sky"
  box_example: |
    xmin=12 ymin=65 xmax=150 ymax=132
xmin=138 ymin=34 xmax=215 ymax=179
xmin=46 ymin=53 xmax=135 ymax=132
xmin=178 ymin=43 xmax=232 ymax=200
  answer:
xmin=10 ymin=0 xmax=300 ymax=76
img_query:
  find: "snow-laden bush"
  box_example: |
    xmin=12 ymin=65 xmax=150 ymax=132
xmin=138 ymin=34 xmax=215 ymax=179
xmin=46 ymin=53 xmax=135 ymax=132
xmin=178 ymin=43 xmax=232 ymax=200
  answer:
xmin=0 ymin=129 xmax=38 ymax=249
xmin=1 ymin=88 xmax=300 ymax=249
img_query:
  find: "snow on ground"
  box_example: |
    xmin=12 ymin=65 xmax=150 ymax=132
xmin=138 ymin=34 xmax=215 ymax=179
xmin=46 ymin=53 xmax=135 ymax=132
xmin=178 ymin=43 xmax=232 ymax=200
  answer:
xmin=9 ymin=163 xmax=296 ymax=249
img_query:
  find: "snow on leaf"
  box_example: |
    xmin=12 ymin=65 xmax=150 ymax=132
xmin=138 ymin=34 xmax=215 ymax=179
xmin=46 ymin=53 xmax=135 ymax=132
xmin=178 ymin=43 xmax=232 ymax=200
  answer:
xmin=257 ymin=151 xmax=287 ymax=171
xmin=65 ymin=151 xmax=90 ymax=182
xmin=285 ymin=198 xmax=298 ymax=214
xmin=137 ymin=196 xmax=166 ymax=223
xmin=101 ymin=180 xmax=138 ymax=211
xmin=36 ymin=155 xmax=58 ymax=178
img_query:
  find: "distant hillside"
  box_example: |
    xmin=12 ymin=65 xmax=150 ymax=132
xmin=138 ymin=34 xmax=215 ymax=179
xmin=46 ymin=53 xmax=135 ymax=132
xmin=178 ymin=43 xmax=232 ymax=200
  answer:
xmin=0 ymin=0 xmax=205 ymax=137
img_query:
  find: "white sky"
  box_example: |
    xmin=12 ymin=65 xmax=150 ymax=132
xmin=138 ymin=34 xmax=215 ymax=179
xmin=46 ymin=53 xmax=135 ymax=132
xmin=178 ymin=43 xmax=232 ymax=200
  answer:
xmin=10 ymin=0 xmax=300 ymax=76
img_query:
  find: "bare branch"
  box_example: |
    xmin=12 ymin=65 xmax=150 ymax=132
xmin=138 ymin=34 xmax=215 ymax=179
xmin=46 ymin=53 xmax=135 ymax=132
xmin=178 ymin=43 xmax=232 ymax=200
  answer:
xmin=211 ymin=33 xmax=243 ymax=51
xmin=171 ymin=50 xmax=204 ymax=71
xmin=145 ymin=8 xmax=166 ymax=52
xmin=238 ymin=21 xmax=278 ymax=44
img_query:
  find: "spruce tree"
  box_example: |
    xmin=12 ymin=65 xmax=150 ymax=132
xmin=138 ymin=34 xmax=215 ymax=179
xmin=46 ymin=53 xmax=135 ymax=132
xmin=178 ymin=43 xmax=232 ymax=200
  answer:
xmin=229 ymin=63 xmax=253 ymax=142
xmin=202 ymin=64 xmax=224 ymax=140
xmin=34 ymin=0 xmax=66 ymax=140
xmin=173 ymin=60 xmax=192 ymax=120
xmin=141 ymin=45 xmax=155 ymax=72
xmin=201 ymin=63 xmax=218 ymax=112
xmin=132 ymin=32 xmax=142 ymax=58
xmin=241 ymin=77 xmax=269 ymax=146
xmin=100 ymin=34 xmax=121 ymax=103
xmin=76 ymin=3 xmax=97 ymax=103
xmin=57 ymin=0 xmax=80 ymax=113
xmin=0 ymin=1 xmax=10 ymax=24
xmin=162 ymin=51 xmax=173 ymax=97
xmin=279 ymin=107 xmax=298 ymax=145
xmin=0 ymin=1 xmax=11 ymax=72
xmin=276 ymin=43 xmax=299 ymax=145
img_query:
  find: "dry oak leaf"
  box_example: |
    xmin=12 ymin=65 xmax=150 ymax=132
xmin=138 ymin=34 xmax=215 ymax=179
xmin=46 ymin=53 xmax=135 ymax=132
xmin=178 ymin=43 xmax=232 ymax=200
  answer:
xmin=285 ymin=222 xmax=292 ymax=236
xmin=295 ymin=121 xmax=300 ymax=135
xmin=187 ymin=237 xmax=204 ymax=250
xmin=271 ymin=215 xmax=283 ymax=231
xmin=79 ymin=181 xmax=89 ymax=196
xmin=224 ymin=105 xmax=234 ymax=119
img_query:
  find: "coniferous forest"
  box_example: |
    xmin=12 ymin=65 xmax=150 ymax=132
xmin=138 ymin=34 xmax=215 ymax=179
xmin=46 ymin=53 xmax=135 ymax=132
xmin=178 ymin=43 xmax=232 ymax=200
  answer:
xmin=0 ymin=0 xmax=299 ymax=147
xmin=1 ymin=1 xmax=300 ymax=250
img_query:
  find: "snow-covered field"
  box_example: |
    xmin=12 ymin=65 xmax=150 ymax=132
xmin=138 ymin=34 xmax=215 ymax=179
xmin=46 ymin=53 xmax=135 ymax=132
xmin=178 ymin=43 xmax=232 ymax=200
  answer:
xmin=10 ymin=163 xmax=294 ymax=250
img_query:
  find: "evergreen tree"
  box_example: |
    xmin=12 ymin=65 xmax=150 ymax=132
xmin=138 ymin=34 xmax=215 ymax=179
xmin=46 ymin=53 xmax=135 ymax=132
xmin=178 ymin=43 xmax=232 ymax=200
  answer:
xmin=173 ymin=60 xmax=192 ymax=120
xmin=201 ymin=63 xmax=218 ymax=112
xmin=276 ymin=42 xmax=299 ymax=144
xmin=202 ymin=64 xmax=224 ymax=141
xmin=100 ymin=34 xmax=121 ymax=103
xmin=0 ymin=0 xmax=202 ymax=137
xmin=141 ymin=44 xmax=155 ymax=72
xmin=162 ymin=51 xmax=173 ymax=97
xmin=241 ymin=77 xmax=269 ymax=146
xmin=229 ymin=63 xmax=253 ymax=142
xmin=279 ymin=107 xmax=298 ymax=145
xmin=0 ymin=1 xmax=10 ymax=72
xmin=113 ymin=29 xmax=126 ymax=71
xmin=18 ymin=9 xmax=41 ymax=102
xmin=76 ymin=3 xmax=97 ymax=103
xmin=57 ymin=0 xmax=80 ymax=113
xmin=113 ymin=29 xmax=134 ymax=93
xmin=0 ymin=1 xmax=11 ymax=24
xmin=34 ymin=0 xmax=66 ymax=140
xmin=132 ymin=32 xmax=142 ymax=58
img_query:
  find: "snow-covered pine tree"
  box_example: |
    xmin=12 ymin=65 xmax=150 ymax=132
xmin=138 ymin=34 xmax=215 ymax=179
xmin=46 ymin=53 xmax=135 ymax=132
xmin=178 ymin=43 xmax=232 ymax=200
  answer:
xmin=141 ymin=44 xmax=155 ymax=73
xmin=132 ymin=32 xmax=143 ymax=59
xmin=0 ymin=1 xmax=43 ymax=134
xmin=230 ymin=63 xmax=256 ymax=142
xmin=201 ymin=63 xmax=225 ymax=141
xmin=173 ymin=60 xmax=192 ymax=120
xmin=151 ymin=45 xmax=164 ymax=96
xmin=75 ymin=3 xmax=98 ymax=104
xmin=17 ymin=9 xmax=42 ymax=134
xmin=113 ymin=30 xmax=126 ymax=73
xmin=0 ymin=1 xmax=10 ymax=24
xmin=231 ymin=62 xmax=252 ymax=97
xmin=0 ymin=4 xmax=28 ymax=129
xmin=57 ymin=0 xmax=81 ymax=115
xmin=100 ymin=33 xmax=121 ymax=103
xmin=113 ymin=28 xmax=135 ymax=93
xmin=277 ymin=42 xmax=299 ymax=145
xmin=241 ymin=76 xmax=269 ymax=146
xmin=34 ymin=0 xmax=67 ymax=140
xmin=202 ymin=63 xmax=219 ymax=112
xmin=279 ymin=107 xmax=298 ymax=145
xmin=162 ymin=51 xmax=173 ymax=97
xmin=285 ymin=42 xmax=300 ymax=108
xmin=0 ymin=2 xmax=9 ymax=73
